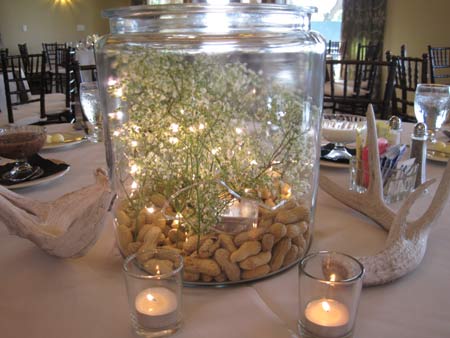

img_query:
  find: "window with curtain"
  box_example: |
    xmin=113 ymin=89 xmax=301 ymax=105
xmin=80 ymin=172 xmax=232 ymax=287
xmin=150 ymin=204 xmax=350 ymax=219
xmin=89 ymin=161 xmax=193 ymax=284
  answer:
xmin=295 ymin=0 xmax=343 ymax=41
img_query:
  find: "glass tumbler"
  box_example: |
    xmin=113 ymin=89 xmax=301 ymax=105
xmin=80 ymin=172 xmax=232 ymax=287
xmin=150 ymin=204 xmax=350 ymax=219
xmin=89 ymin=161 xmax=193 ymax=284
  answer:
xmin=80 ymin=81 xmax=103 ymax=143
xmin=414 ymin=83 xmax=450 ymax=143
xmin=123 ymin=249 xmax=183 ymax=337
xmin=298 ymin=251 xmax=364 ymax=338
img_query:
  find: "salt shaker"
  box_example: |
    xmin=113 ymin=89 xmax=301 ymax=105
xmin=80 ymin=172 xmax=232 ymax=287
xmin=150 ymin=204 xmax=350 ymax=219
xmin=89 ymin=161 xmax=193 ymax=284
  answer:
xmin=388 ymin=116 xmax=402 ymax=146
xmin=410 ymin=122 xmax=427 ymax=188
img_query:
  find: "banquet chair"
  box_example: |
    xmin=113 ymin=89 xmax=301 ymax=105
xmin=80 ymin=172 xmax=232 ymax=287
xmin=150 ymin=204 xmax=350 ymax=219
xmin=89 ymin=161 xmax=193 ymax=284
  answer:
xmin=327 ymin=40 xmax=347 ymax=59
xmin=355 ymin=41 xmax=382 ymax=86
xmin=324 ymin=57 xmax=396 ymax=118
xmin=386 ymin=50 xmax=428 ymax=122
xmin=0 ymin=48 xmax=8 ymax=58
xmin=1 ymin=52 xmax=75 ymax=125
xmin=428 ymin=45 xmax=450 ymax=84
xmin=42 ymin=42 xmax=67 ymax=92
xmin=1 ymin=53 xmax=45 ymax=125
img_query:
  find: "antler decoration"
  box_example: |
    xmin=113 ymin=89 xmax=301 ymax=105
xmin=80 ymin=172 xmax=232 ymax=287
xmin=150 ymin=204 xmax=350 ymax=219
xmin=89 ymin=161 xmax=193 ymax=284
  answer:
xmin=320 ymin=105 xmax=450 ymax=286
xmin=0 ymin=169 xmax=112 ymax=258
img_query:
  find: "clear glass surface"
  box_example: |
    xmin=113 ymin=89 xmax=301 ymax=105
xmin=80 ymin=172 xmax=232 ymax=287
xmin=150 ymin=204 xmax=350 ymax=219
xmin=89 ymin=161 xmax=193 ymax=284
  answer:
xmin=98 ymin=4 xmax=325 ymax=284
xmin=0 ymin=126 xmax=46 ymax=182
xmin=414 ymin=83 xmax=450 ymax=143
xmin=123 ymin=249 xmax=183 ymax=337
xmin=298 ymin=251 xmax=364 ymax=338
xmin=80 ymin=81 xmax=103 ymax=143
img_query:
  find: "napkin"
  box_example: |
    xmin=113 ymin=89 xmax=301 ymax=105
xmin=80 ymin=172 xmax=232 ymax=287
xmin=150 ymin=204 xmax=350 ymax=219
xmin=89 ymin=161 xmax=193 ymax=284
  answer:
xmin=0 ymin=154 xmax=69 ymax=186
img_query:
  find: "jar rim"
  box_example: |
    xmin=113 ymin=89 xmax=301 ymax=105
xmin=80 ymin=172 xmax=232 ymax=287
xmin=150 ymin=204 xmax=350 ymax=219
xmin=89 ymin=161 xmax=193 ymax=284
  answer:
xmin=103 ymin=3 xmax=318 ymax=19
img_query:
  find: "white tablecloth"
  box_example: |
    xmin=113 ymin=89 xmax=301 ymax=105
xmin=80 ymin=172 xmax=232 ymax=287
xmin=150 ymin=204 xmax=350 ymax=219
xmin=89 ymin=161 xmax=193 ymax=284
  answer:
xmin=0 ymin=123 xmax=449 ymax=338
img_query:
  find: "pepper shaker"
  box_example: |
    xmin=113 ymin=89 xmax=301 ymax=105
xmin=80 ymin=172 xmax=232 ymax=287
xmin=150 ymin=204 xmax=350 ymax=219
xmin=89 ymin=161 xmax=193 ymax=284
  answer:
xmin=410 ymin=122 xmax=427 ymax=188
xmin=388 ymin=116 xmax=402 ymax=146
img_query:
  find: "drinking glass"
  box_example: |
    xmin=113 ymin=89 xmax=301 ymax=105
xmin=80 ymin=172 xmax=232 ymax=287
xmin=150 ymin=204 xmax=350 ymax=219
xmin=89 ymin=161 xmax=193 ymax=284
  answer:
xmin=298 ymin=251 xmax=364 ymax=338
xmin=80 ymin=81 xmax=103 ymax=143
xmin=0 ymin=126 xmax=46 ymax=182
xmin=414 ymin=84 xmax=450 ymax=143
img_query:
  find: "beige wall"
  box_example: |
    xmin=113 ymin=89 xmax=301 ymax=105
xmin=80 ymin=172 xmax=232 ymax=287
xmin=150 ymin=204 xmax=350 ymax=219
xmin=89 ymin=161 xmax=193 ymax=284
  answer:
xmin=0 ymin=0 xmax=129 ymax=54
xmin=384 ymin=0 xmax=450 ymax=57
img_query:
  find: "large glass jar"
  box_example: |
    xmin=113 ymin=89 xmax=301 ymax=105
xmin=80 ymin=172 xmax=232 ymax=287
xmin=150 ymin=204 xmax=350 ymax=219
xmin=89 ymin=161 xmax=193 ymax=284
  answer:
xmin=97 ymin=2 xmax=325 ymax=284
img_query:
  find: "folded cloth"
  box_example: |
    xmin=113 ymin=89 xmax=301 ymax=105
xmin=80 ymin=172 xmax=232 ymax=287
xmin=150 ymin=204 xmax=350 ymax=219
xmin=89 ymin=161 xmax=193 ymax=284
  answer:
xmin=0 ymin=154 xmax=69 ymax=186
xmin=320 ymin=143 xmax=356 ymax=164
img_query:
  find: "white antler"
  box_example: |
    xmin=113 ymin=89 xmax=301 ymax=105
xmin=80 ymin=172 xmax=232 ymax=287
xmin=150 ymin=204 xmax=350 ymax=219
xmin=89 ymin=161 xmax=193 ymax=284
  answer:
xmin=320 ymin=105 xmax=450 ymax=286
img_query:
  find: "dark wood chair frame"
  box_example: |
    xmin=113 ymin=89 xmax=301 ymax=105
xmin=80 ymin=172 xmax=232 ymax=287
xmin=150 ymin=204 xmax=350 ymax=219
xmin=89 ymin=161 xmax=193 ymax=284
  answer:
xmin=428 ymin=45 xmax=450 ymax=84
xmin=386 ymin=50 xmax=428 ymax=122
xmin=324 ymin=57 xmax=397 ymax=119
xmin=1 ymin=52 xmax=46 ymax=123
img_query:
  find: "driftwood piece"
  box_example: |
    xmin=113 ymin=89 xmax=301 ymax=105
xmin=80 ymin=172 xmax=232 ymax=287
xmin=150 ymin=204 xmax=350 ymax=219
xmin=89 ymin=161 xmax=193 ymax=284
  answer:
xmin=0 ymin=168 xmax=112 ymax=258
xmin=320 ymin=105 xmax=450 ymax=286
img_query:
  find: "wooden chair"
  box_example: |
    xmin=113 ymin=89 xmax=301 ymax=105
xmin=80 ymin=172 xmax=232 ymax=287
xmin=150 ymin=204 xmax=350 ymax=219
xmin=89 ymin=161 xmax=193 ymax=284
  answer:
xmin=1 ymin=52 xmax=75 ymax=125
xmin=355 ymin=41 xmax=382 ymax=85
xmin=324 ymin=57 xmax=396 ymax=118
xmin=1 ymin=53 xmax=45 ymax=125
xmin=327 ymin=40 xmax=347 ymax=59
xmin=386 ymin=50 xmax=428 ymax=122
xmin=0 ymin=48 xmax=8 ymax=58
xmin=428 ymin=45 xmax=450 ymax=84
xmin=42 ymin=42 xmax=67 ymax=92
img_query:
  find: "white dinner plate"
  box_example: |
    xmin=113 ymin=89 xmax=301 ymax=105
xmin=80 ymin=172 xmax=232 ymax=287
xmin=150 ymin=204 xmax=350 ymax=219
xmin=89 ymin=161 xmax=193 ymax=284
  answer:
xmin=320 ymin=159 xmax=350 ymax=169
xmin=1 ymin=160 xmax=70 ymax=190
xmin=43 ymin=132 xmax=87 ymax=150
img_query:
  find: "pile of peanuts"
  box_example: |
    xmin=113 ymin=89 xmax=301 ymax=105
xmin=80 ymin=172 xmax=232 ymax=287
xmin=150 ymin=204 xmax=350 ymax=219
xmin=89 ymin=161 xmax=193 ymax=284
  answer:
xmin=115 ymin=193 xmax=310 ymax=283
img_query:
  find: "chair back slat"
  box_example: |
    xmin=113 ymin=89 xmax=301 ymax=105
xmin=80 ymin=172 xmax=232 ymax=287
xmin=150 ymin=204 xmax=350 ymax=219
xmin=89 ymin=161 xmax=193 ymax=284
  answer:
xmin=428 ymin=46 xmax=450 ymax=83
xmin=386 ymin=50 xmax=428 ymax=121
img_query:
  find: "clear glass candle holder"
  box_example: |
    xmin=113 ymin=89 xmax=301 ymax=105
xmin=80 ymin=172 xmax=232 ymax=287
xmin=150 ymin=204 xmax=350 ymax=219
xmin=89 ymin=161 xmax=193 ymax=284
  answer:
xmin=298 ymin=251 xmax=364 ymax=338
xmin=122 ymin=248 xmax=183 ymax=337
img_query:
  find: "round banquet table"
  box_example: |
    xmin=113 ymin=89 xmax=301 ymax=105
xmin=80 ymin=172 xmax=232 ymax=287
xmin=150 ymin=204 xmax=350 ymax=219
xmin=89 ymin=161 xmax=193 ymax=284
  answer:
xmin=0 ymin=123 xmax=449 ymax=338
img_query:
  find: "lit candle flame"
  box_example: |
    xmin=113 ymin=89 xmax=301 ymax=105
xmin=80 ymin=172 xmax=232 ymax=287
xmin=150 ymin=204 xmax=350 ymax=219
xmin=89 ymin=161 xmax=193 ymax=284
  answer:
xmin=146 ymin=293 xmax=156 ymax=302
xmin=330 ymin=274 xmax=336 ymax=282
xmin=322 ymin=301 xmax=331 ymax=312
xmin=156 ymin=265 xmax=161 ymax=275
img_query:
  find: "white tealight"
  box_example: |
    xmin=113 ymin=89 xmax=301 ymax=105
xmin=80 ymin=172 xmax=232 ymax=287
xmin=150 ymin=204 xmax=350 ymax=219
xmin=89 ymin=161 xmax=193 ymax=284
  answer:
xmin=135 ymin=287 xmax=178 ymax=329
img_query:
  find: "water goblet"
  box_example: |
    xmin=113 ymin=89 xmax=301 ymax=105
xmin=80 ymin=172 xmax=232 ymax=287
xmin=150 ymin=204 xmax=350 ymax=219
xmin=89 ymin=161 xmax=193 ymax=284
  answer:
xmin=414 ymin=83 xmax=450 ymax=143
xmin=321 ymin=114 xmax=366 ymax=161
xmin=0 ymin=125 xmax=46 ymax=182
xmin=80 ymin=81 xmax=103 ymax=143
